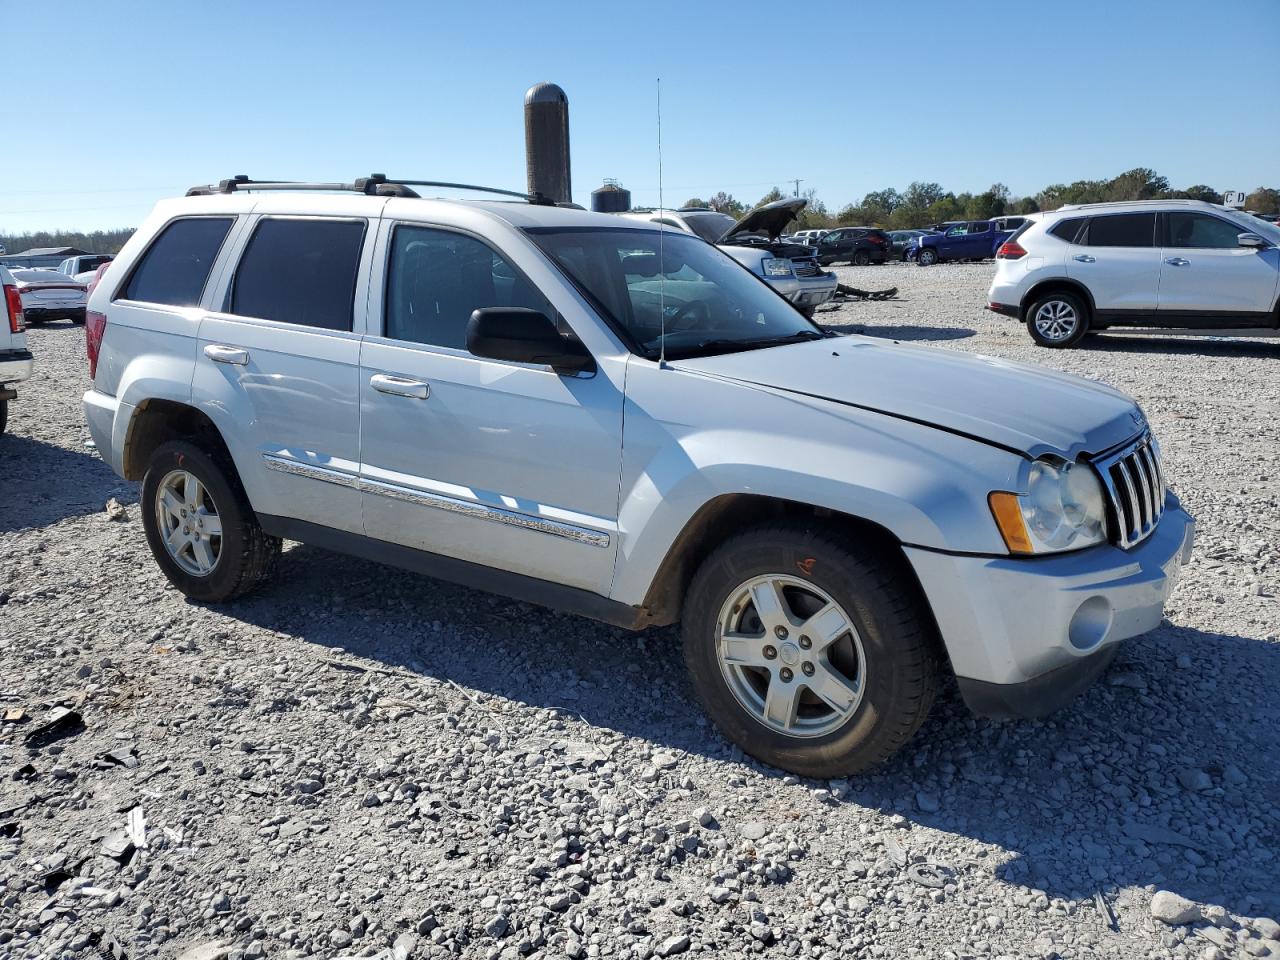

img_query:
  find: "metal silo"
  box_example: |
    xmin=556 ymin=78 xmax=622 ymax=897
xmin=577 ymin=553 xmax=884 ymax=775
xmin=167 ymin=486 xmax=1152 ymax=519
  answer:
xmin=524 ymin=82 xmax=572 ymax=205
xmin=591 ymin=180 xmax=632 ymax=213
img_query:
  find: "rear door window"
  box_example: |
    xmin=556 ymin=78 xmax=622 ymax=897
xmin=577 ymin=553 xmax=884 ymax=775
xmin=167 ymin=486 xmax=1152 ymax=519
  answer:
xmin=123 ymin=217 xmax=234 ymax=307
xmin=231 ymin=218 xmax=366 ymax=331
xmin=1081 ymin=213 xmax=1156 ymax=247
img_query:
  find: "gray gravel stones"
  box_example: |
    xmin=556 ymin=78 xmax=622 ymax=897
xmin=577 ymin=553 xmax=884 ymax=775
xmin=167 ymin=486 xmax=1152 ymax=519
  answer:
xmin=1 ymin=267 xmax=1278 ymax=960
xmin=1151 ymin=890 xmax=1202 ymax=924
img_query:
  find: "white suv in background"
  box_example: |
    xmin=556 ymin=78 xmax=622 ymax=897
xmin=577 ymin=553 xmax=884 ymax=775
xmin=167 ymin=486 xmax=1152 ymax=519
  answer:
xmin=987 ymin=200 xmax=1280 ymax=347
xmin=0 ymin=264 xmax=34 ymax=434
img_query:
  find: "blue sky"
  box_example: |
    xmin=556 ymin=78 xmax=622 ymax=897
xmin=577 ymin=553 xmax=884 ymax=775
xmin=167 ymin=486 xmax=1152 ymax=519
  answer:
xmin=2 ymin=0 xmax=1277 ymax=232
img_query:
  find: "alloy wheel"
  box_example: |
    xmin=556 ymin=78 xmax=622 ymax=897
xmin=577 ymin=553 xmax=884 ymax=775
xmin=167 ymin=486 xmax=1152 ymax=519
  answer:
xmin=155 ymin=469 xmax=223 ymax=576
xmin=714 ymin=574 xmax=867 ymax=738
xmin=1033 ymin=299 xmax=1079 ymax=342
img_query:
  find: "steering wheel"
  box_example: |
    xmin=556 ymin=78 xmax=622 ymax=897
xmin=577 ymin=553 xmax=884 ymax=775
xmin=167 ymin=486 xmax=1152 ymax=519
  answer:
xmin=668 ymin=299 xmax=711 ymax=331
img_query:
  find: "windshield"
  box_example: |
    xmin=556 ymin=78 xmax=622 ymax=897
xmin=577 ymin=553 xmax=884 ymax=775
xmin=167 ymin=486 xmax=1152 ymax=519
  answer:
xmin=680 ymin=212 xmax=736 ymax=243
xmin=527 ymin=227 xmax=823 ymax=360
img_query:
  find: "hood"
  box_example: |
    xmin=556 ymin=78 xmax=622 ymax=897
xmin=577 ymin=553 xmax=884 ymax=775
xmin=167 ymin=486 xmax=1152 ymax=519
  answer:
xmin=673 ymin=337 xmax=1145 ymax=460
xmin=720 ymin=198 xmax=807 ymax=242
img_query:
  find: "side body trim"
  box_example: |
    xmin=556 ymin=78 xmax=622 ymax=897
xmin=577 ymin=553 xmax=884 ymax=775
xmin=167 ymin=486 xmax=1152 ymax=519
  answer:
xmin=261 ymin=453 xmax=611 ymax=548
xmin=257 ymin=514 xmax=646 ymax=629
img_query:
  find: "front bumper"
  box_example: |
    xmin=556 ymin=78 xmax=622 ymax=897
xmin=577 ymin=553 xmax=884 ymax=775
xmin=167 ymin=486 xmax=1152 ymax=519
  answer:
xmin=0 ymin=349 xmax=34 ymax=387
xmin=905 ymin=494 xmax=1194 ymax=718
xmin=769 ymin=272 xmax=838 ymax=308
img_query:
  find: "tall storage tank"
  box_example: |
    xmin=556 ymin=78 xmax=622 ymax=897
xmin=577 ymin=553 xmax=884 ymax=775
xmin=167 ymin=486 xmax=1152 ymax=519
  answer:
xmin=591 ymin=180 xmax=632 ymax=213
xmin=524 ymin=82 xmax=572 ymax=204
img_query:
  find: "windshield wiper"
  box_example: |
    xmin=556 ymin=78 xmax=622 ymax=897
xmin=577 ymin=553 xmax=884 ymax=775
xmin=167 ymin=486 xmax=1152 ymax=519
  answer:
xmin=665 ymin=329 xmax=826 ymax=359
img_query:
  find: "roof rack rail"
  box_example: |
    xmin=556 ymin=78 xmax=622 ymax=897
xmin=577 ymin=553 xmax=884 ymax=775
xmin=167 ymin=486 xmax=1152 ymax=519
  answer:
xmin=184 ymin=173 xmax=556 ymax=205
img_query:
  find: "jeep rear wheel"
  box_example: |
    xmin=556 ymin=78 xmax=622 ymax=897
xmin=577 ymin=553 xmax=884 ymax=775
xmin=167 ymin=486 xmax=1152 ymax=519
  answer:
xmin=682 ymin=524 xmax=939 ymax=777
xmin=917 ymin=248 xmax=938 ymax=266
xmin=141 ymin=440 xmax=280 ymax=602
xmin=1027 ymin=291 xmax=1089 ymax=348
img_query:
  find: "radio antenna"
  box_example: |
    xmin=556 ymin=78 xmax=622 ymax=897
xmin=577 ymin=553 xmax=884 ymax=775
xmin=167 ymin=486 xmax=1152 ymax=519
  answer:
xmin=657 ymin=77 xmax=667 ymax=368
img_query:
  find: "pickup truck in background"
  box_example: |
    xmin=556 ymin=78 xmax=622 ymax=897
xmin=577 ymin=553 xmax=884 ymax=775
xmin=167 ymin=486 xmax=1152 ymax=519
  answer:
xmin=913 ymin=216 xmax=1029 ymax=265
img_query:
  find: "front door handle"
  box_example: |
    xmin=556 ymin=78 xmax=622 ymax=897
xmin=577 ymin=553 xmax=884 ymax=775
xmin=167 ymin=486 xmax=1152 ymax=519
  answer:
xmin=370 ymin=374 xmax=430 ymax=399
xmin=204 ymin=344 xmax=249 ymax=365
xmin=1164 ymin=257 xmax=1190 ymax=267
xmin=1072 ymin=254 xmax=1096 ymax=263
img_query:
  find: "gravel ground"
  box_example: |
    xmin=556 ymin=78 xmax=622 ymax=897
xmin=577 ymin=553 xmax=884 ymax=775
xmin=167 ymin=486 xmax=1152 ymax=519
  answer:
xmin=1 ymin=261 xmax=1277 ymax=960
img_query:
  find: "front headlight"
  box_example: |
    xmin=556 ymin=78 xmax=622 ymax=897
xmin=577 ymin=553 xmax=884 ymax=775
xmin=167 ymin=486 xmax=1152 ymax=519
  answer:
xmin=762 ymin=257 xmax=794 ymax=278
xmin=989 ymin=458 xmax=1108 ymax=555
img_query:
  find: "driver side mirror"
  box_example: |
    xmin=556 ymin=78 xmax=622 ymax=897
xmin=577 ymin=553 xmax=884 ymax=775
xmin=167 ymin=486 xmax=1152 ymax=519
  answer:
xmin=467 ymin=308 xmax=595 ymax=374
xmin=1238 ymin=232 xmax=1269 ymax=248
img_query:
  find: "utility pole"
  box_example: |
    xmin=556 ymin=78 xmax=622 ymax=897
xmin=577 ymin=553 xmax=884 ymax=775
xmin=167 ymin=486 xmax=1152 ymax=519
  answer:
xmin=792 ymin=178 xmax=803 ymax=197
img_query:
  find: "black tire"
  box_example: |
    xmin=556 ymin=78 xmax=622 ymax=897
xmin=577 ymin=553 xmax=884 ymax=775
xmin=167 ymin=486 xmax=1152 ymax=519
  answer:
xmin=71 ymin=314 xmax=85 ymax=326
xmin=852 ymin=250 xmax=871 ymax=267
xmin=682 ymin=523 xmax=939 ymax=778
xmin=1025 ymin=290 xmax=1089 ymax=348
xmin=0 ymin=399 xmax=7 ymax=434
xmin=798 ymin=305 xmax=816 ymax=319
xmin=140 ymin=439 xmax=280 ymax=602
xmin=917 ymin=248 xmax=938 ymax=266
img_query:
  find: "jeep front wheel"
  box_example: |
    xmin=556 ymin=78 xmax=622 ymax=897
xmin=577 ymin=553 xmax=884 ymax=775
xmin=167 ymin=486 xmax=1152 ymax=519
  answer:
xmin=141 ymin=440 xmax=280 ymax=602
xmin=682 ymin=524 xmax=938 ymax=777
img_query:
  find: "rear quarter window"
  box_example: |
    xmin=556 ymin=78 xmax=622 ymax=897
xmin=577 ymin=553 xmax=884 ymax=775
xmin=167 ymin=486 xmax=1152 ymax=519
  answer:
xmin=122 ymin=217 xmax=234 ymax=307
xmin=1048 ymin=217 xmax=1087 ymax=243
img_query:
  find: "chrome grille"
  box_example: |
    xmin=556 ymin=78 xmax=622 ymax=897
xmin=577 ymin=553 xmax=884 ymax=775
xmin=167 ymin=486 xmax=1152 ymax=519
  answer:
xmin=1093 ymin=432 xmax=1165 ymax=549
xmin=792 ymin=257 xmax=821 ymax=277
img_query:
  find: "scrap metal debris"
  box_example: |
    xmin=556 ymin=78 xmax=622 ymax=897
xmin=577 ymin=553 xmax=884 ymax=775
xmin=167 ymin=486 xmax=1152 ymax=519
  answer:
xmin=834 ymin=284 xmax=900 ymax=302
xmin=23 ymin=707 xmax=85 ymax=748
xmin=908 ymin=862 xmax=955 ymax=889
xmin=1094 ymin=889 xmax=1119 ymax=932
xmin=3 ymin=707 xmax=25 ymax=723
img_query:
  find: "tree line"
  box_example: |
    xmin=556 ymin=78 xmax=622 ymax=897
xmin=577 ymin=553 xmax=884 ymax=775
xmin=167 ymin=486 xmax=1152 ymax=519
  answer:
xmin=683 ymin=169 xmax=1280 ymax=232
xmin=0 ymin=227 xmax=136 ymax=257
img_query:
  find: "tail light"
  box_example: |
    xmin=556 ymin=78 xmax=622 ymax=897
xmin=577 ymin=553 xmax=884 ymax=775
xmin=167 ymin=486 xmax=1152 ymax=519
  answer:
xmin=869 ymin=235 xmax=887 ymax=245
xmin=4 ymin=284 xmax=24 ymax=333
xmin=996 ymin=241 xmax=1027 ymax=259
xmin=85 ymin=310 xmax=107 ymax=379
xmin=87 ymin=262 xmax=110 ymax=297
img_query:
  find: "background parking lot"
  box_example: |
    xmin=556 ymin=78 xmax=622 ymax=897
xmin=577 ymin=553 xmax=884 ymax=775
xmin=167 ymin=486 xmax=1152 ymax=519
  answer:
xmin=2 ymin=262 xmax=1277 ymax=959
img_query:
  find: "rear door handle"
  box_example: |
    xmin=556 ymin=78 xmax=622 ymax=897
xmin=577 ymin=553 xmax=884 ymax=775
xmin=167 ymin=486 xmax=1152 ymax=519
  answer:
xmin=1072 ymin=254 xmax=1096 ymax=263
xmin=370 ymin=374 xmax=430 ymax=399
xmin=1164 ymin=257 xmax=1190 ymax=267
xmin=204 ymin=344 xmax=249 ymax=365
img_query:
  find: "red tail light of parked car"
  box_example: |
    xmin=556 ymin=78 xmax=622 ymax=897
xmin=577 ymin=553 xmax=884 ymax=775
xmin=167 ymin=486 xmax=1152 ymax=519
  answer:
xmin=85 ymin=262 xmax=112 ymax=378
xmin=4 ymin=283 xmax=24 ymax=333
xmin=996 ymin=241 xmax=1027 ymax=259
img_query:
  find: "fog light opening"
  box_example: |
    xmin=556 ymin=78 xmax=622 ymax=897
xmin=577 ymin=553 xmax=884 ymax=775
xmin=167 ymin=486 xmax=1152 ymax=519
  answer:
xmin=1068 ymin=596 xmax=1113 ymax=651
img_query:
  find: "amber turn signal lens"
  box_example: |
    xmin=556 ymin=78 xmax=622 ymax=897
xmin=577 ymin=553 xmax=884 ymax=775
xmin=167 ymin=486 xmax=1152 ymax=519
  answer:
xmin=988 ymin=492 xmax=1035 ymax=554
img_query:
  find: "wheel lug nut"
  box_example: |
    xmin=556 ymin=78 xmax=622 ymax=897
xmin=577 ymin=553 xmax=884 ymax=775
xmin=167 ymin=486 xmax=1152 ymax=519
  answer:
xmin=780 ymin=668 xmax=793 ymax=682
xmin=799 ymin=635 xmax=811 ymax=649
xmin=802 ymin=662 xmax=815 ymax=676
xmin=774 ymin=626 xmax=788 ymax=640
xmin=763 ymin=645 xmax=777 ymax=660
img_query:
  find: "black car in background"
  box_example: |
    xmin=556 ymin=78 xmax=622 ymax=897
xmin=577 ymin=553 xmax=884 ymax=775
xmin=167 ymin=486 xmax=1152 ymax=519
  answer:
xmin=816 ymin=227 xmax=891 ymax=266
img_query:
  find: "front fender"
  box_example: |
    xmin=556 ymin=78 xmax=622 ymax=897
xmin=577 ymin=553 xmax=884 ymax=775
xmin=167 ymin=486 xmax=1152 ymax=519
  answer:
xmin=609 ymin=360 xmax=1022 ymax=607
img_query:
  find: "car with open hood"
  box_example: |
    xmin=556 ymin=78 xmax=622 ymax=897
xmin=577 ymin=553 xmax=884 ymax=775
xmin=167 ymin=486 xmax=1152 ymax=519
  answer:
xmin=83 ymin=177 xmax=1194 ymax=778
xmin=621 ymin=198 xmax=838 ymax=317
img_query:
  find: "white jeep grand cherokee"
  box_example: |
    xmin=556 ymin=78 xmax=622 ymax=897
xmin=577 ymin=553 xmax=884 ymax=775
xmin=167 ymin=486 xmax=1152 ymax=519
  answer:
xmin=83 ymin=176 xmax=1195 ymax=777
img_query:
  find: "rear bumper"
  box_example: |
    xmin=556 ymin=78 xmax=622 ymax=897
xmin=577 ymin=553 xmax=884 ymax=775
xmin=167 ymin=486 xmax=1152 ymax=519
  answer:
xmin=83 ymin=388 xmax=127 ymax=475
xmin=0 ymin=349 xmax=34 ymax=386
xmin=25 ymin=306 xmax=85 ymax=322
xmin=986 ymin=301 xmax=1020 ymax=319
xmin=905 ymin=495 xmax=1194 ymax=717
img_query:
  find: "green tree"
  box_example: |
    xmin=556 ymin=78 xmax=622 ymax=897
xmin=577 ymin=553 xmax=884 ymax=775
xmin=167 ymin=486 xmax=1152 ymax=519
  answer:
xmin=682 ymin=197 xmax=708 ymax=209
xmin=1245 ymin=187 xmax=1280 ymax=214
xmin=754 ymin=187 xmax=786 ymax=207
xmin=902 ymin=181 xmax=946 ymax=210
xmin=1014 ymin=196 xmax=1040 ymax=215
xmin=1106 ymin=167 xmax=1169 ymax=201
xmin=925 ymin=196 xmax=964 ymax=224
xmin=706 ymin=192 xmax=744 ymax=217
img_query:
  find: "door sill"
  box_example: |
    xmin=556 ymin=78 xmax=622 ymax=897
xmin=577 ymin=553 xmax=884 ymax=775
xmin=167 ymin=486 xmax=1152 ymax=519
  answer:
xmin=256 ymin=514 xmax=651 ymax=630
